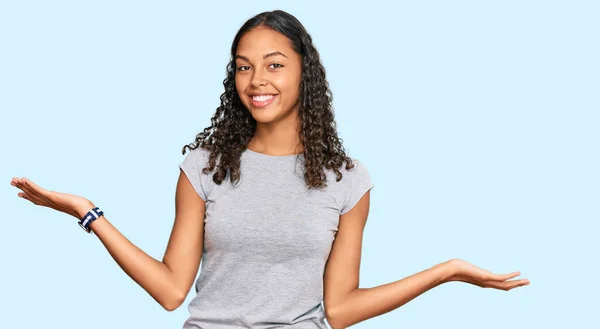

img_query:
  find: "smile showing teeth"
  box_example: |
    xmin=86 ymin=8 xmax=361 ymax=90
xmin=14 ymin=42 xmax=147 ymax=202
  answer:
xmin=252 ymin=94 xmax=275 ymax=102
xmin=250 ymin=94 xmax=277 ymax=108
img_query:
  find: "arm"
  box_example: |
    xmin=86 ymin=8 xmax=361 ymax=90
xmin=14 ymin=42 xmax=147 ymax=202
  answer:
xmin=326 ymin=262 xmax=451 ymax=329
xmin=323 ymin=191 xmax=529 ymax=328
xmin=11 ymin=172 xmax=205 ymax=312
xmin=88 ymin=170 xmax=205 ymax=311
xmin=87 ymin=216 xmax=184 ymax=311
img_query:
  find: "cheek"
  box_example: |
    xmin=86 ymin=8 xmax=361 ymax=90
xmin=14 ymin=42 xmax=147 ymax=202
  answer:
xmin=234 ymin=77 xmax=242 ymax=94
xmin=235 ymin=77 xmax=247 ymax=102
xmin=276 ymin=75 xmax=301 ymax=103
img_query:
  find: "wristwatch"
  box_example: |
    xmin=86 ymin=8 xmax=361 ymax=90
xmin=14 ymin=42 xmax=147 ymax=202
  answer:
xmin=78 ymin=207 xmax=104 ymax=234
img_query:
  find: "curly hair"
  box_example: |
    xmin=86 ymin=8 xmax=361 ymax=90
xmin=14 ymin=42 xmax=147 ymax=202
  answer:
xmin=181 ymin=9 xmax=354 ymax=189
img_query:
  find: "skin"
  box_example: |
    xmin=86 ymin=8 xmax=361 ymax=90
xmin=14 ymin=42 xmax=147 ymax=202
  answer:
xmin=235 ymin=26 xmax=304 ymax=155
xmin=10 ymin=25 xmax=530 ymax=328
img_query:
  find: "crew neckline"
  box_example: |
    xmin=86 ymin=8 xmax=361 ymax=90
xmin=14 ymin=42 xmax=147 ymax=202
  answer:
xmin=245 ymin=148 xmax=303 ymax=159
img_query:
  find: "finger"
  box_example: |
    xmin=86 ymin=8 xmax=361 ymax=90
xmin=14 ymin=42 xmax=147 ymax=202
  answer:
xmin=16 ymin=179 xmax=51 ymax=207
xmin=15 ymin=178 xmax=33 ymax=193
xmin=19 ymin=191 xmax=77 ymax=218
xmin=22 ymin=178 xmax=50 ymax=197
xmin=17 ymin=179 xmax=79 ymax=216
xmin=18 ymin=179 xmax=53 ymax=205
xmin=485 ymin=278 xmax=530 ymax=291
xmin=487 ymin=271 xmax=521 ymax=282
xmin=19 ymin=192 xmax=41 ymax=205
xmin=23 ymin=178 xmax=68 ymax=209
xmin=26 ymin=190 xmax=48 ymax=206
xmin=466 ymin=267 xmax=518 ymax=282
xmin=13 ymin=178 xmax=23 ymax=188
xmin=15 ymin=181 xmax=39 ymax=201
xmin=502 ymin=279 xmax=530 ymax=290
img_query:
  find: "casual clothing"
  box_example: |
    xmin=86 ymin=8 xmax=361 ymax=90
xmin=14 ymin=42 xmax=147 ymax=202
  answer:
xmin=179 ymin=147 xmax=374 ymax=329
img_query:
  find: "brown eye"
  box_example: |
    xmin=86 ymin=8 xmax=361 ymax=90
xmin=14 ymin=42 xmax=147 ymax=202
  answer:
xmin=269 ymin=63 xmax=283 ymax=69
xmin=237 ymin=66 xmax=251 ymax=72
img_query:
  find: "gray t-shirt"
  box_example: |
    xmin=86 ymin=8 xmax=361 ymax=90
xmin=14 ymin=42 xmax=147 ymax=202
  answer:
xmin=178 ymin=146 xmax=374 ymax=329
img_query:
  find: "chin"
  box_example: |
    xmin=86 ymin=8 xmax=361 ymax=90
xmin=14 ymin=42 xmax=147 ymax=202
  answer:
xmin=246 ymin=106 xmax=282 ymax=123
xmin=250 ymin=112 xmax=280 ymax=124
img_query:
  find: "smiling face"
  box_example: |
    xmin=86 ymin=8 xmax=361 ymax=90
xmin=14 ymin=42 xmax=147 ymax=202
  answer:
xmin=235 ymin=26 xmax=302 ymax=124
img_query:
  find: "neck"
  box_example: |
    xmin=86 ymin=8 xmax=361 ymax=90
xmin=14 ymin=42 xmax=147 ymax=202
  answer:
xmin=248 ymin=112 xmax=303 ymax=156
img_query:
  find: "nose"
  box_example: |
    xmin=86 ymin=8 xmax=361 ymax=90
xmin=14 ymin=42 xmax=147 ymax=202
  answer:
xmin=250 ymin=69 xmax=268 ymax=88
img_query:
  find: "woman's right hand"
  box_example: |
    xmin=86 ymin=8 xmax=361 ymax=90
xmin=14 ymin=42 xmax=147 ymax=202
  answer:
xmin=11 ymin=177 xmax=95 ymax=220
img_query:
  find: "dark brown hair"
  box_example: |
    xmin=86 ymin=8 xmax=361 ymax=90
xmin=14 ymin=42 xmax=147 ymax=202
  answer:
xmin=181 ymin=9 xmax=354 ymax=189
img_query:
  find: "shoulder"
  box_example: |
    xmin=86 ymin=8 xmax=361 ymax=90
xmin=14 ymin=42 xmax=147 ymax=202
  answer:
xmin=179 ymin=145 xmax=215 ymax=201
xmin=329 ymin=157 xmax=370 ymax=183
xmin=179 ymin=145 xmax=215 ymax=180
xmin=185 ymin=145 xmax=211 ymax=157
xmin=345 ymin=157 xmax=368 ymax=174
xmin=336 ymin=157 xmax=374 ymax=215
xmin=183 ymin=145 xmax=212 ymax=168
xmin=322 ymin=157 xmax=373 ymax=192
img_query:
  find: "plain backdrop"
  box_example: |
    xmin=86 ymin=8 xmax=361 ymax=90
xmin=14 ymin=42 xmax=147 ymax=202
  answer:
xmin=1 ymin=1 xmax=598 ymax=328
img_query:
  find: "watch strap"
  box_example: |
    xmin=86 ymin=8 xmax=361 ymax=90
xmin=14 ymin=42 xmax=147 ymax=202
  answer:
xmin=78 ymin=207 xmax=104 ymax=234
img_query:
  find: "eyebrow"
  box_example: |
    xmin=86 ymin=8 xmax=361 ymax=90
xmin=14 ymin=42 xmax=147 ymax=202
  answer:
xmin=235 ymin=51 xmax=288 ymax=62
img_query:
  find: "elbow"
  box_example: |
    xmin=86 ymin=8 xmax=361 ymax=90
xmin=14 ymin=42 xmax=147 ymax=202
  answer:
xmin=162 ymin=301 xmax=180 ymax=312
xmin=325 ymin=306 xmax=344 ymax=329
xmin=161 ymin=291 xmax=186 ymax=312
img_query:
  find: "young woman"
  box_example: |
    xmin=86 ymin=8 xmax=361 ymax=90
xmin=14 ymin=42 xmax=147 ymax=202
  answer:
xmin=10 ymin=10 xmax=529 ymax=329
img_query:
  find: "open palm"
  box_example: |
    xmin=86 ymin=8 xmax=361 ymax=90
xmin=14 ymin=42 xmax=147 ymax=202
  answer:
xmin=444 ymin=258 xmax=530 ymax=291
xmin=11 ymin=177 xmax=94 ymax=220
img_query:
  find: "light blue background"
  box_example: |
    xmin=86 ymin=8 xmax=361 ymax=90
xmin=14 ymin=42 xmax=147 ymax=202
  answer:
xmin=1 ymin=1 xmax=598 ymax=328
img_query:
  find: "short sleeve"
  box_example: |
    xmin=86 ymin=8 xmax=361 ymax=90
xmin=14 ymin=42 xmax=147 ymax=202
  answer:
xmin=340 ymin=159 xmax=375 ymax=215
xmin=178 ymin=147 xmax=212 ymax=201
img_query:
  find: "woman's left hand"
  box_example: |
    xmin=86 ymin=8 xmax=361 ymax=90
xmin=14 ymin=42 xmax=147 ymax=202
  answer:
xmin=442 ymin=258 xmax=530 ymax=291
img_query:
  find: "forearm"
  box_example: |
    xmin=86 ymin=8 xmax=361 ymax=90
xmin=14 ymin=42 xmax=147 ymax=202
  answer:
xmin=328 ymin=262 xmax=452 ymax=329
xmin=87 ymin=214 xmax=183 ymax=311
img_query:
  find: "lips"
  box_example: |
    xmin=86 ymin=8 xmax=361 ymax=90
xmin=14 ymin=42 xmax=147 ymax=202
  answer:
xmin=249 ymin=94 xmax=278 ymax=108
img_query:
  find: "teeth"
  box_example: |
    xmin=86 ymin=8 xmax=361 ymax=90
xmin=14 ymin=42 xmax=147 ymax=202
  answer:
xmin=252 ymin=95 xmax=275 ymax=102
